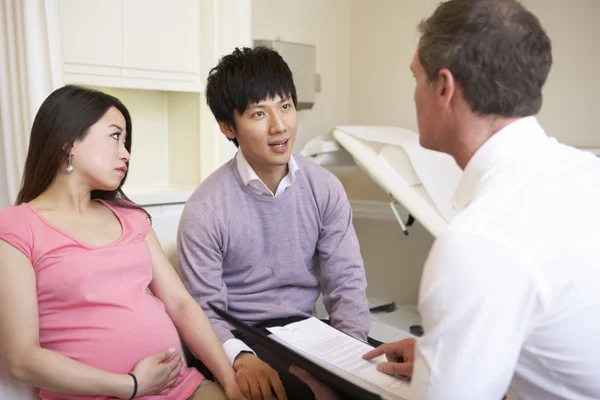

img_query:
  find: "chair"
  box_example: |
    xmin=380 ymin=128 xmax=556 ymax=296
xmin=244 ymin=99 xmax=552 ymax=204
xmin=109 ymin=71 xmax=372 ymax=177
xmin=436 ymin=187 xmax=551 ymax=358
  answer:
xmin=163 ymin=241 xmax=180 ymax=274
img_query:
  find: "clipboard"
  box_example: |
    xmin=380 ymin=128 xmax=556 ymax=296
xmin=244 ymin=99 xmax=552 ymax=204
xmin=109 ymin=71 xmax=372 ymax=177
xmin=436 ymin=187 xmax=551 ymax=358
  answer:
xmin=209 ymin=303 xmax=383 ymax=400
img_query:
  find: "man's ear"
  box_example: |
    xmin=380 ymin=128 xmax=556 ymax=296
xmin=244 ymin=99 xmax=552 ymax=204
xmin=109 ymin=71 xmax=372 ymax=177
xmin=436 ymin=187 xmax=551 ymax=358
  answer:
xmin=218 ymin=121 xmax=236 ymax=141
xmin=436 ymin=68 xmax=456 ymax=109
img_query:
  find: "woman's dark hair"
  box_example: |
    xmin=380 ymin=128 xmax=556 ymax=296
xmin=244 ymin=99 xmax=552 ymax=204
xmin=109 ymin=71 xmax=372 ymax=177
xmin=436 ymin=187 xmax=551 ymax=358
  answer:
xmin=16 ymin=85 xmax=150 ymax=220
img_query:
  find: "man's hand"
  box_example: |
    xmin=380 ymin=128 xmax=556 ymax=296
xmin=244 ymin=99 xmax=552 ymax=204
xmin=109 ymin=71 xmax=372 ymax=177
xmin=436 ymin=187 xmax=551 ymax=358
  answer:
xmin=289 ymin=366 xmax=340 ymax=400
xmin=233 ymin=352 xmax=287 ymax=400
xmin=362 ymin=338 xmax=416 ymax=377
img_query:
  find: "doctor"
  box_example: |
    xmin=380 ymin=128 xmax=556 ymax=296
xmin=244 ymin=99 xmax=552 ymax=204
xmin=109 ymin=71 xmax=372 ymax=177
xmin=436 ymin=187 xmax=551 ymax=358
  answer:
xmin=293 ymin=0 xmax=600 ymax=399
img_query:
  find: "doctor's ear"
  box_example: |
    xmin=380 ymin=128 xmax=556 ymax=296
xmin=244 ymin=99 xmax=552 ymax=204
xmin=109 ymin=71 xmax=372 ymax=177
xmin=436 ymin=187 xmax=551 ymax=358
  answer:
xmin=218 ymin=121 xmax=236 ymax=141
xmin=436 ymin=68 xmax=456 ymax=108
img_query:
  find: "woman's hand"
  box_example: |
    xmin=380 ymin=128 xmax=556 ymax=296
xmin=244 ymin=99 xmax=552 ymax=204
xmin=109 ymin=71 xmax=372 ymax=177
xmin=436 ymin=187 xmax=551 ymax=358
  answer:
xmin=129 ymin=348 xmax=182 ymax=397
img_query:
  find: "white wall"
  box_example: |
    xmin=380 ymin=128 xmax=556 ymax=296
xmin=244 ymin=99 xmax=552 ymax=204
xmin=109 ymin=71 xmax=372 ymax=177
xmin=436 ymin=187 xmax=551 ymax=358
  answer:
xmin=251 ymin=0 xmax=352 ymax=151
xmin=331 ymin=165 xmax=434 ymax=306
xmin=250 ymin=0 xmax=600 ymax=307
xmin=349 ymin=0 xmax=600 ymax=147
xmin=349 ymin=0 xmax=438 ymax=131
xmin=346 ymin=0 xmax=600 ymax=305
xmin=527 ymin=0 xmax=600 ymax=147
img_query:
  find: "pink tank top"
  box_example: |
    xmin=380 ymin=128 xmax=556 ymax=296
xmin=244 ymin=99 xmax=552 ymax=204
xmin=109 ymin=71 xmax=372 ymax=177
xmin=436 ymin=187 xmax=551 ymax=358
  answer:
xmin=0 ymin=200 xmax=202 ymax=400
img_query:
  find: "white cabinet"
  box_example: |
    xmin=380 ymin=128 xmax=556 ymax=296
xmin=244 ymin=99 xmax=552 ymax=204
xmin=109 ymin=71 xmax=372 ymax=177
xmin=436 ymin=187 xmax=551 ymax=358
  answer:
xmin=60 ymin=0 xmax=121 ymax=68
xmin=122 ymin=0 xmax=199 ymax=74
xmin=57 ymin=0 xmax=249 ymax=218
xmin=59 ymin=0 xmax=202 ymax=92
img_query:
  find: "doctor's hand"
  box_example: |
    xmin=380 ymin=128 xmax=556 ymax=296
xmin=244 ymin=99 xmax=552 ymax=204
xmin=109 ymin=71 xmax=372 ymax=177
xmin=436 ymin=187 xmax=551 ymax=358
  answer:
xmin=289 ymin=366 xmax=340 ymax=400
xmin=362 ymin=338 xmax=416 ymax=377
xmin=233 ymin=352 xmax=287 ymax=400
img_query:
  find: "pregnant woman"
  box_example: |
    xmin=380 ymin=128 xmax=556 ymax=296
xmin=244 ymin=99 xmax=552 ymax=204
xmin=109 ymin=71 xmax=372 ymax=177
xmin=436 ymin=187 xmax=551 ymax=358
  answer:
xmin=0 ymin=85 xmax=244 ymax=400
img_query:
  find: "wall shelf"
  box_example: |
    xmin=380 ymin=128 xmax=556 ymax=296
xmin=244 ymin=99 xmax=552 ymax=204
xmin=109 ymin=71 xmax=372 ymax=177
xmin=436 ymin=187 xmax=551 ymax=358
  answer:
xmin=91 ymin=87 xmax=203 ymax=203
xmin=126 ymin=186 xmax=197 ymax=207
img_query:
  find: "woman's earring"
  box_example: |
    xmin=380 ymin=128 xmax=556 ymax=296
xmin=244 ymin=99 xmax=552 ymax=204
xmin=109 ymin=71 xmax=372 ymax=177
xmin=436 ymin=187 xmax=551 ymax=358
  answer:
xmin=66 ymin=156 xmax=73 ymax=173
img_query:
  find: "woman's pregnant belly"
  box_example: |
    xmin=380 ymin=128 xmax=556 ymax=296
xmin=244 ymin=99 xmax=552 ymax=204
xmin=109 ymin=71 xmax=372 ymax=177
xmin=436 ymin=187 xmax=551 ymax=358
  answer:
xmin=40 ymin=291 xmax=183 ymax=371
xmin=38 ymin=291 xmax=203 ymax=399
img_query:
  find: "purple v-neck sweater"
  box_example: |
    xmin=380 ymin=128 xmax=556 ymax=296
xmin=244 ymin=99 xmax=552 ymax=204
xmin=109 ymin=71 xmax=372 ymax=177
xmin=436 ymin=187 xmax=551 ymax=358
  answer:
xmin=178 ymin=154 xmax=370 ymax=342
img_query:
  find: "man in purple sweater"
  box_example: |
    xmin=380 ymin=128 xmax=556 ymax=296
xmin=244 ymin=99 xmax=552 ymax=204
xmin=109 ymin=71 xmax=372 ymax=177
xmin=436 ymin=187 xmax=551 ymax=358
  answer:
xmin=177 ymin=47 xmax=371 ymax=400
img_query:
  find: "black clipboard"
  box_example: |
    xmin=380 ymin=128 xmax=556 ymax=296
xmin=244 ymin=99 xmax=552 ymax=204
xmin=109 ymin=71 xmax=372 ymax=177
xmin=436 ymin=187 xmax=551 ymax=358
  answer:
xmin=209 ymin=303 xmax=383 ymax=400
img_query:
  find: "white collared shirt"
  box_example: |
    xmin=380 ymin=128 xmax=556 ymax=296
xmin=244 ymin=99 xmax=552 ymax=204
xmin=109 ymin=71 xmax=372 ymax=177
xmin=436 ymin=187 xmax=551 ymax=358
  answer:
xmin=222 ymin=150 xmax=300 ymax=365
xmin=236 ymin=150 xmax=299 ymax=197
xmin=411 ymin=117 xmax=600 ymax=399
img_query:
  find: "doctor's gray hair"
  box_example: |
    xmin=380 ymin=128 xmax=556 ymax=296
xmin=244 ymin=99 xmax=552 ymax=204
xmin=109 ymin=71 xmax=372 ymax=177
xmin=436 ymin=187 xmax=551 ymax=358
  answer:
xmin=417 ymin=0 xmax=552 ymax=117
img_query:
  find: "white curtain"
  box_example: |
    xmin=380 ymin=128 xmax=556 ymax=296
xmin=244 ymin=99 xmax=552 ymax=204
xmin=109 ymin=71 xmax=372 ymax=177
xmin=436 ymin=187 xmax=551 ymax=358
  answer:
xmin=0 ymin=0 xmax=63 ymax=210
xmin=0 ymin=2 xmax=62 ymax=398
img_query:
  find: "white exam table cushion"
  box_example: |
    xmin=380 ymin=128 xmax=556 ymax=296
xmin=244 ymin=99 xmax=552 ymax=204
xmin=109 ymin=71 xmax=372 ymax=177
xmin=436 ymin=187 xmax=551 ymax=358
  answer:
xmin=333 ymin=126 xmax=462 ymax=238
